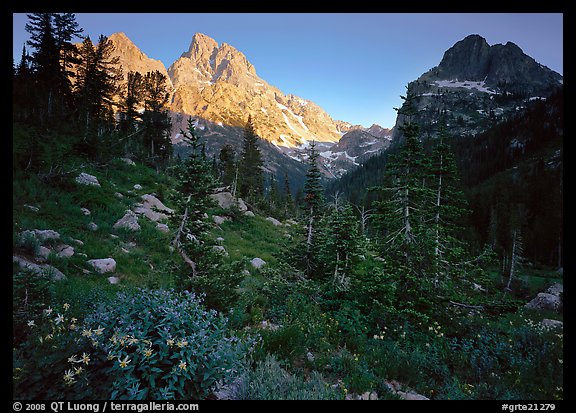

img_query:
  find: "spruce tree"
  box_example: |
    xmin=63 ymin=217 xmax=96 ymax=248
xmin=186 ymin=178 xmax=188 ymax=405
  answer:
xmin=170 ymin=118 xmax=217 ymax=282
xmin=302 ymin=140 xmax=324 ymax=276
xmin=141 ymin=70 xmax=172 ymax=168
xmin=238 ymin=115 xmax=264 ymax=201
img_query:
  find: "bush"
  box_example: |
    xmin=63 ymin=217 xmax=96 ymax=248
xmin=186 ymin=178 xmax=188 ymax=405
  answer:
xmin=13 ymin=288 xmax=256 ymax=400
xmin=236 ymin=354 xmax=342 ymax=400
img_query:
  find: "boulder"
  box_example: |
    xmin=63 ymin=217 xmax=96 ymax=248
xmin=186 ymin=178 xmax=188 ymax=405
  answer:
xmin=13 ymin=255 xmax=66 ymax=281
xmin=213 ymin=215 xmax=230 ymax=225
xmin=75 ymin=172 xmax=101 ymax=187
xmin=210 ymin=191 xmax=248 ymax=211
xmin=266 ymin=217 xmax=282 ymax=226
xmin=212 ymin=245 xmax=228 ymax=256
xmin=133 ymin=184 xmax=143 ymax=190
xmin=540 ymin=319 xmax=563 ymax=330
xmin=133 ymin=194 xmax=173 ymax=222
xmin=525 ymin=292 xmax=561 ymax=312
xmin=20 ymin=229 xmax=60 ymax=244
xmin=24 ymin=204 xmax=40 ymax=212
xmin=120 ymin=157 xmax=135 ymax=166
xmin=80 ymin=207 xmax=91 ymax=216
xmin=87 ymin=222 xmax=98 ymax=231
xmin=113 ymin=210 xmax=140 ymax=231
xmin=250 ymin=257 xmax=266 ymax=269
xmin=55 ymin=244 xmax=75 ymax=258
xmin=545 ymin=283 xmax=563 ymax=296
xmin=156 ymin=223 xmax=169 ymax=233
xmin=107 ymin=276 xmax=121 ymax=284
xmin=87 ymin=258 xmax=117 ymax=274
xmin=244 ymin=211 xmax=255 ymax=217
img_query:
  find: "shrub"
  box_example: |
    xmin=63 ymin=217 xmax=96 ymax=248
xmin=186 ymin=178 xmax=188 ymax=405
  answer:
xmin=236 ymin=354 xmax=342 ymax=400
xmin=13 ymin=289 xmax=256 ymax=400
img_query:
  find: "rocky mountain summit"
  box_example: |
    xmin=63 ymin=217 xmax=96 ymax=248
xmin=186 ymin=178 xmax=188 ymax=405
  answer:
xmin=391 ymin=34 xmax=563 ymax=143
xmin=106 ymin=32 xmax=388 ymax=180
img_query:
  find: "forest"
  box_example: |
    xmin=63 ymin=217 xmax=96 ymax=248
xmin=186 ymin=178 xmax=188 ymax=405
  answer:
xmin=13 ymin=14 xmax=563 ymax=401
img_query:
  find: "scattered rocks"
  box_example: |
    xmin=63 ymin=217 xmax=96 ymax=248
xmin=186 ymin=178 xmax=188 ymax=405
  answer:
xmin=13 ymin=255 xmax=66 ymax=281
xmin=133 ymin=184 xmax=143 ymax=190
xmin=80 ymin=207 xmax=91 ymax=216
xmin=75 ymin=172 xmax=101 ymax=187
xmin=266 ymin=217 xmax=282 ymax=226
xmin=87 ymin=258 xmax=117 ymax=274
xmin=250 ymin=257 xmax=266 ymax=269
xmin=87 ymin=222 xmax=99 ymax=231
xmin=384 ymin=379 xmax=429 ymax=400
xmin=545 ymin=283 xmax=563 ymax=296
xmin=113 ymin=210 xmax=141 ymax=231
xmin=54 ymin=244 xmax=75 ymax=258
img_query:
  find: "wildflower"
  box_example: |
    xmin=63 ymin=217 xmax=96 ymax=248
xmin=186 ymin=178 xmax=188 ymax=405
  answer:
xmin=94 ymin=325 xmax=104 ymax=336
xmin=27 ymin=320 xmax=35 ymax=328
xmin=44 ymin=307 xmax=53 ymax=316
xmin=81 ymin=353 xmax=91 ymax=365
xmin=68 ymin=355 xmax=79 ymax=363
xmin=82 ymin=329 xmax=92 ymax=338
xmin=74 ymin=366 xmax=84 ymax=375
xmin=118 ymin=356 xmax=131 ymax=369
xmin=167 ymin=338 xmax=175 ymax=346
xmin=558 ymin=359 xmax=563 ymax=365
xmin=63 ymin=369 xmax=75 ymax=384
xmin=45 ymin=334 xmax=53 ymax=341
xmin=63 ymin=303 xmax=70 ymax=311
xmin=71 ymin=317 xmax=78 ymax=324
xmin=69 ymin=324 xmax=77 ymax=331
xmin=128 ymin=337 xmax=139 ymax=345
xmin=143 ymin=349 xmax=153 ymax=358
xmin=178 ymin=360 xmax=187 ymax=371
xmin=107 ymin=352 xmax=115 ymax=361
xmin=176 ymin=340 xmax=188 ymax=348
xmin=55 ymin=314 xmax=64 ymax=324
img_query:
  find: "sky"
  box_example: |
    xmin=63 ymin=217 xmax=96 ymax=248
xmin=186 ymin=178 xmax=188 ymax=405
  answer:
xmin=12 ymin=13 xmax=563 ymax=128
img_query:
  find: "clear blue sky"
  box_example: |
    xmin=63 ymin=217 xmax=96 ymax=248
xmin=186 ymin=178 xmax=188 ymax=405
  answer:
xmin=12 ymin=13 xmax=563 ymax=128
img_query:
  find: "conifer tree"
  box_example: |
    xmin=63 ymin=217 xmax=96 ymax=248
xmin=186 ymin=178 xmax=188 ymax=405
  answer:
xmin=303 ymin=140 xmax=324 ymax=276
xmin=141 ymin=70 xmax=172 ymax=168
xmin=170 ymin=118 xmax=217 ymax=280
xmin=218 ymin=144 xmax=237 ymax=187
xmin=238 ymin=115 xmax=264 ymax=201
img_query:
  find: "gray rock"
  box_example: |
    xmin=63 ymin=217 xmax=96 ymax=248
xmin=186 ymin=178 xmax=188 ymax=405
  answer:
xmin=210 ymin=190 xmax=248 ymax=211
xmin=20 ymin=229 xmax=61 ymax=244
xmin=35 ymin=246 xmax=52 ymax=261
xmin=306 ymin=351 xmax=315 ymax=362
xmin=120 ymin=157 xmax=135 ymax=166
xmin=13 ymin=255 xmax=66 ymax=281
xmin=213 ymin=215 xmax=229 ymax=225
xmin=113 ymin=210 xmax=140 ymax=231
xmin=545 ymin=283 xmax=563 ymax=296
xmin=80 ymin=207 xmax=91 ymax=216
xmin=114 ymin=192 xmax=124 ymax=199
xmin=24 ymin=204 xmax=40 ymax=212
xmin=133 ymin=184 xmax=143 ymax=190
xmin=540 ymin=319 xmax=563 ymax=330
xmin=107 ymin=276 xmax=121 ymax=284
xmin=215 ymin=237 xmax=225 ymax=244
xmin=55 ymin=244 xmax=75 ymax=258
xmin=212 ymin=245 xmax=228 ymax=256
xmin=133 ymin=194 xmax=173 ymax=222
xmin=156 ymin=223 xmax=169 ymax=233
xmin=87 ymin=258 xmax=117 ymax=274
xmin=75 ymin=172 xmax=101 ymax=187
xmin=87 ymin=222 xmax=99 ymax=231
xmin=244 ymin=210 xmax=255 ymax=217
xmin=396 ymin=391 xmax=430 ymax=400
xmin=250 ymin=257 xmax=266 ymax=269
xmin=525 ymin=292 xmax=561 ymax=312
xmin=266 ymin=217 xmax=282 ymax=226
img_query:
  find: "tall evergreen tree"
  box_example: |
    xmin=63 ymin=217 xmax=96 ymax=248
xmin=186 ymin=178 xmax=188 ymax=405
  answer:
xmin=302 ymin=140 xmax=324 ymax=276
xmin=218 ymin=144 xmax=237 ymax=188
xmin=170 ymin=118 xmax=217 ymax=281
xmin=141 ymin=70 xmax=172 ymax=168
xmin=119 ymin=71 xmax=144 ymax=139
xmin=238 ymin=115 xmax=264 ymax=201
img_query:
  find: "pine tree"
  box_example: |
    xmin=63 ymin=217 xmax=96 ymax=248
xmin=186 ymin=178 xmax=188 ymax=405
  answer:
xmin=170 ymin=117 xmax=217 ymax=281
xmin=238 ymin=115 xmax=264 ymax=201
xmin=303 ymin=140 xmax=324 ymax=276
xmin=141 ymin=70 xmax=172 ymax=168
xmin=283 ymin=171 xmax=294 ymax=217
xmin=119 ymin=71 xmax=144 ymax=140
xmin=218 ymin=144 xmax=237 ymax=187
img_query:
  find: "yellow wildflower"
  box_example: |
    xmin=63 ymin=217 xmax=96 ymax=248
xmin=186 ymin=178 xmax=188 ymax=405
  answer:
xmin=143 ymin=349 xmax=153 ymax=358
xmin=74 ymin=366 xmax=84 ymax=375
xmin=167 ymin=338 xmax=175 ymax=346
xmin=118 ymin=356 xmax=131 ymax=369
xmin=178 ymin=360 xmax=187 ymax=371
xmin=94 ymin=326 xmax=104 ymax=336
xmin=177 ymin=340 xmax=188 ymax=348
xmin=63 ymin=303 xmax=70 ymax=311
xmin=63 ymin=369 xmax=75 ymax=384
xmin=44 ymin=307 xmax=53 ymax=316
xmin=82 ymin=329 xmax=92 ymax=338
xmin=81 ymin=353 xmax=91 ymax=365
